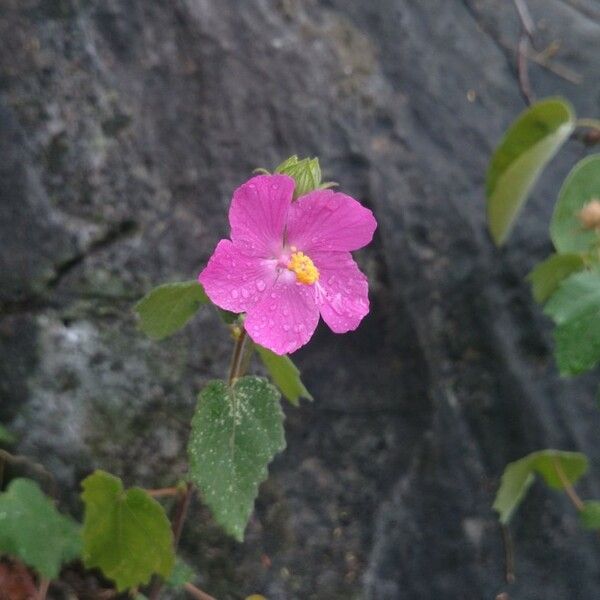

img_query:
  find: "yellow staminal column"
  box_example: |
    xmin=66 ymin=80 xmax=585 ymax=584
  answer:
xmin=287 ymin=251 xmax=319 ymax=285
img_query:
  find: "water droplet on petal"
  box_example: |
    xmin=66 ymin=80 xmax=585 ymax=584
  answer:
xmin=256 ymin=279 xmax=266 ymax=292
xmin=231 ymin=290 xmax=239 ymax=299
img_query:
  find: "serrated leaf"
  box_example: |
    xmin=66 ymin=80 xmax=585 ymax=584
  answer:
xmin=550 ymin=155 xmax=600 ymax=254
xmin=579 ymin=501 xmax=600 ymax=530
xmin=188 ymin=377 xmax=286 ymax=541
xmin=493 ymin=450 xmax=588 ymax=524
xmin=256 ymin=345 xmax=312 ymax=406
xmin=166 ymin=557 xmax=196 ymax=589
xmin=0 ymin=424 xmax=15 ymax=445
xmin=486 ymin=98 xmax=575 ymax=245
xmin=81 ymin=470 xmax=175 ymax=591
xmin=527 ymin=253 xmax=585 ymax=303
xmin=0 ymin=478 xmax=82 ymax=578
xmin=135 ymin=281 xmax=208 ymax=340
xmin=544 ymin=271 xmax=600 ymax=375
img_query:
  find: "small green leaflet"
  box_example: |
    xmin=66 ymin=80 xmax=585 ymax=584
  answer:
xmin=188 ymin=377 xmax=286 ymax=541
xmin=0 ymin=424 xmax=15 ymax=445
xmin=81 ymin=470 xmax=175 ymax=592
xmin=166 ymin=557 xmax=196 ymax=589
xmin=544 ymin=271 xmax=600 ymax=375
xmin=135 ymin=281 xmax=208 ymax=340
xmin=527 ymin=253 xmax=585 ymax=303
xmin=486 ymin=97 xmax=575 ymax=245
xmin=493 ymin=450 xmax=588 ymax=524
xmin=579 ymin=501 xmax=600 ymax=530
xmin=0 ymin=478 xmax=82 ymax=578
xmin=550 ymin=155 xmax=600 ymax=254
xmin=256 ymin=345 xmax=313 ymax=406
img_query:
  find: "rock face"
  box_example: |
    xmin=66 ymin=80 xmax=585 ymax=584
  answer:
xmin=1 ymin=0 xmax=600 ymax=598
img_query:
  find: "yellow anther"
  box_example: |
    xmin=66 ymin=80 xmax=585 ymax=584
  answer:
xmin=287 ymin=251 xmax=319 ymax=285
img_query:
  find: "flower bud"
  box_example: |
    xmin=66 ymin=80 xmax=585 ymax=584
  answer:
xmin=577 ymin=199 xmax=600 ymax=231
xmin=275 ymin=155 xmax=322 ymax=199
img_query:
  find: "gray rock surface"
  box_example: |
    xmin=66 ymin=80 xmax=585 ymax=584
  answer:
xmin=1 ymin=0 xmax=600 ymax=598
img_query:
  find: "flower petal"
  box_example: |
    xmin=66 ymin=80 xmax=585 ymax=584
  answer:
xmin=198 ymin=239 xmax=277 ymax=313
xmin=245 ymin=280 xmax=319 ymax=355
xmin=286 ymin=189 xmax=377 ymax=253
xmin=229 ymin=174 xmax=294 ymax=257
xmin=313 ymin=252 xmax=370 ymax=333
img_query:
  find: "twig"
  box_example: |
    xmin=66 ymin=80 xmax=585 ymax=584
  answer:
xmin=171 ymin=483 xmax=194 ymax=550
xmin=512 ymin=0 xmax=535 ymax=105
xmin=516 ymin=33 xmax=535 ymax=105
xmin=146 ymin=486 xmax=181 ymax=498
xmin=500 ymin=525 xmax=516 ymax=584
xmin=512 ymin=0 xmax=535 ymax=39
xmin=0 ymin=449 xmax=57 ymax=496
xmin=552 ymin=458 xmax=584 ymax=511
xmin=37 ymin=578 xmax=50 ymax=600
xmin=184 ymin=582 xmax=217 ymax=600
xmin=148 ymin=484 xmax=194 ymax=600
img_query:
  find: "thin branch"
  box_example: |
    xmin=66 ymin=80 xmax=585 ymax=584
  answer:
xmin=148 ymin=483 xmax=194 ymax=600
xmin=516 ymin=33 xmax=535 ymax=105
xmin=145 ymin=486 xmax=181 ymax=498
xmin=37 ymin=578 xmax=50 ymax=600
xmin=512 ymin=0 xmax=535 ymax=105
xmin=184 ymin=582 xmax=217 ymax=600
xmin=500 ymin=525 xmax=516 ymax=584
xmin=0 ymin=450 xmax=57 ymax=496
xmin=552 ymin=458 xmax=584 ymax=511
xmin=512 ymin=0 xmax=535 ymax=39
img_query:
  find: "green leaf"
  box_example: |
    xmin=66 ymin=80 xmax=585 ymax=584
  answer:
xmin=493 ymin=450 xmax=588 ymax=524
xmin=188 ymin=377 xmax=286 ymax=541
xmin=486 ymin=97 xmax=575 ymax=245
xmin=275 ymin=155 xmax=323 ymax=199
xmin=0 ymin=478 xmax=82 ymax=578
xmin=256 ymin=345 xmax=313 ymax=406
xmin=135 ymin=281 xmax=208 ymax=340
xmin=0 ymin=424 xmax=15 ymax=445
xmin=579 ymin=501 xmax=600 ymax=530
xmin=81 ymin=470 xmax=175 ymax=592
xmin=544 ymin=271 xmax=600 ymax=375
xmin=551 ymin=155 xmax=600 ymax=254
xmin=527 ymin=253 xmax=585 ymax=303
xmin=166 ymin=557 xmax=196 ymax=589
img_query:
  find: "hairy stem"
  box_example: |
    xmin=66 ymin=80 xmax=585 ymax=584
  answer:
xmin=228 ymin=328 xmax=248 ymax=384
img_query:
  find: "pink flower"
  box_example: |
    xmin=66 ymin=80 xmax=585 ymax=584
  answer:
xmin=199 ymin=174 xmax=377 ymax=355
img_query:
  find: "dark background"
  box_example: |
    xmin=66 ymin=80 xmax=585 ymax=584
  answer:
xmin=1 ymin=1 xmax=600 ymax=598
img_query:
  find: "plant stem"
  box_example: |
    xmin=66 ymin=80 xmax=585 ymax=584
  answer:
xmin=37 ymin=578 xmax=50 ymax=600
xmin=149 ymin=328 xmax=249 ymax=599
xmin=576 ymin=118 xmax=600 ymax=131
xmin=228 ymin=328 xmax=248 ymax=384
xmin=552 ymin=458 xmax=585 ymax=511
xmin=183 ymin=582 xmax=217 ymax=600
xmin=146 ymin=486 xmax=181 ymax=498
xmin=500 ymin=525 xmax=516 ymax=584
